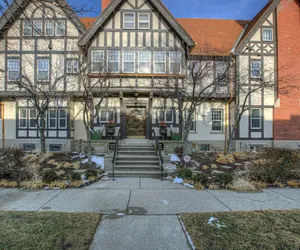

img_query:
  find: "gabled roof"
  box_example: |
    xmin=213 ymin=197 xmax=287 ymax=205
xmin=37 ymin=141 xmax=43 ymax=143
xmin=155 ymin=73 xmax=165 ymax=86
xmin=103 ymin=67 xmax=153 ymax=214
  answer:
xmin=235 ymin=0 xmax=280 ymax=53
xmin=78 ymin=0 xmax=195 ymax=48
xmin=80 ymin=17 xmax=248 ymax=56
xmin=0 ymin=0 xmax=86 ymax=37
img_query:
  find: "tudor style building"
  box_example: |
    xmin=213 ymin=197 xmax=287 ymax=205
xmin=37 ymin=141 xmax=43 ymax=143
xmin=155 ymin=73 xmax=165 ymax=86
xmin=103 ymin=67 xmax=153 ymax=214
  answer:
xmin=0 ymin=0 xmax=298 ymax=152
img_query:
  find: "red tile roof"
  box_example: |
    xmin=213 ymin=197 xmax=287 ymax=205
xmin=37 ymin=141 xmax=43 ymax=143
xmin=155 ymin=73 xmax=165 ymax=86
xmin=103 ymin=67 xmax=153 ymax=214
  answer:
xmin=80 ymin=17 xmax=249 ymax=56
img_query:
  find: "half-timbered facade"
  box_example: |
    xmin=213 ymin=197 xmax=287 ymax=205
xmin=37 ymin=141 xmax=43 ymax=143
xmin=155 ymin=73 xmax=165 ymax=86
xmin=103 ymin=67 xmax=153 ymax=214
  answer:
xmin=0 ymin=0 xmax=298 ymax=152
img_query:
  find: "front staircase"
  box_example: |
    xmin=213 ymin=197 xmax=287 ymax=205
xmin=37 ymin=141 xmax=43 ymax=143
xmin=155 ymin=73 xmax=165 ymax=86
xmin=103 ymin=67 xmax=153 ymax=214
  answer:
xmin=112 ymin=139 xmax=165 ymax=178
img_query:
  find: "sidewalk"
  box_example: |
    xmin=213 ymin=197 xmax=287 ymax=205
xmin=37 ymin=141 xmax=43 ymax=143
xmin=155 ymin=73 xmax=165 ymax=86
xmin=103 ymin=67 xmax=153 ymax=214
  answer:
xmin=1 ymin=178 xmax=300 ymax=250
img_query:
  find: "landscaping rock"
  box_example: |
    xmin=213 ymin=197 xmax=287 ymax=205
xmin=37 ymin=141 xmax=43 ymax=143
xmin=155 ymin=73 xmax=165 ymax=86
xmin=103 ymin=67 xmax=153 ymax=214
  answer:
xmin=212 ymin=170 xmax=225 ymax=175
xmin=220 ymin=166 xmax=232 ymax=170
xmin=211 ymin=164 xmax=218 ymax=169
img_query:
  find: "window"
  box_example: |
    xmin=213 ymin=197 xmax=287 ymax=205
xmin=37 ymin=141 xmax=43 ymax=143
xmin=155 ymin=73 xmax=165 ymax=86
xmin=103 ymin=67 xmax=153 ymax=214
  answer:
xmin=23 ymin=144 xmax=36 ymax=151
xmin=200 ymin=144 xmax=210 ymax=152
xmin=91 ymin=50 xmax=104 ymax=73
xmin=123 ymin=51 xmax=135 ymax=73
xmin=37 ymin=59 xmax=50 ymax=81
xmin=107 ymin=51 xmax=119 ymax=73
xmin=29 ymin=109 xmax=37 ymax=128
xmin=262 ymin=28 xmax=273 ymax=41
xmin=251 ymin=108 xmax=261 ymax=129
xmin=123 ymin=13 xmax=135 ymax=29
xmin=212 ymin=109 xmax=223 ymax=132
xmin=23 ymin=21 xmax=32 ymax=36
xmin=138 ymin=13 xmax=150 ymax=29
xmin=49 ymin=109 xmax=57 ymax=128
xmin=56 ymin=20 xmax=66 ymax=36
xmin=8 ymin=59 xmax=20 ymax=81
xmin=100 ymin=109 xmax=114 ymax=123
xmin=45 ymin=20 xmax=54 ymax=36
xmin=67 ymin=60 xmax=79 ymax=74
xmin=59 ymin=109 xmax=67 ymax=129
xmin=159 ymin=109 xmax=173 ymax=123
xmin=33 ymin=21 xmax=42 ymax=36
xmin=216 ymin=62 xmax=228 ymax=82
xmin=49 ymin=144 xmax=62 ymax=152
xmin=251 ymin=61 xmax=261 ymax=78
xmin=138 ymin=51 xmax=151 ymax=73
xmin=19 ymin=108 xmax=27 ymax=128
xmin=169 ymin=51 xmax=181 ymax=74
xmin=154 ymin=52 xmax=166 ymax=73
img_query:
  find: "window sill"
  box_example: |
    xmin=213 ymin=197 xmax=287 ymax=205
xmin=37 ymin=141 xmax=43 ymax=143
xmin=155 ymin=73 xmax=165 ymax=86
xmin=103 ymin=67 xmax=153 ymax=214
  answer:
xmin=88 ymin=73 xmax=186 ymax=78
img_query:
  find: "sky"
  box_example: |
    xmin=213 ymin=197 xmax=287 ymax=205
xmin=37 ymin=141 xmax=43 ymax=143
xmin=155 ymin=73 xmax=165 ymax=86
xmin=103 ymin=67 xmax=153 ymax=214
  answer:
xmin=70 ymin=0 xmax=269 ymax=20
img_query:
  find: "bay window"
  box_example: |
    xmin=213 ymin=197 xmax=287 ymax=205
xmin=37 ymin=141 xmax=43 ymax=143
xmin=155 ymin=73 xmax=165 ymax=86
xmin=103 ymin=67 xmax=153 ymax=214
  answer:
xmin=138 ymin=51 xmax=151 ymax=73
xmin=108 ymin=51 xmax=120 ymax=73
xmin=154 ymin=51 xmax=166 ymax=73
xmin=123 ymin=51 xmax=135 ymax=73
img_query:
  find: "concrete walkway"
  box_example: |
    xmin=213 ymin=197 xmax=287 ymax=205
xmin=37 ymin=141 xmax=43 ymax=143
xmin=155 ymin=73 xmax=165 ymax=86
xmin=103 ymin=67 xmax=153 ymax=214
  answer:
xmin=1 ymin=179 xmax=300 ymax=250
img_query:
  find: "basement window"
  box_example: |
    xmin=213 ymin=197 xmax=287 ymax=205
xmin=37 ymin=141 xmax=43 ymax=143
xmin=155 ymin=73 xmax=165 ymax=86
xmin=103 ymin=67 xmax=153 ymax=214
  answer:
xmin=49 ymin=144 xmax=62 ymax=152
xmin=23 ymin=144 xmax=36 ymax=151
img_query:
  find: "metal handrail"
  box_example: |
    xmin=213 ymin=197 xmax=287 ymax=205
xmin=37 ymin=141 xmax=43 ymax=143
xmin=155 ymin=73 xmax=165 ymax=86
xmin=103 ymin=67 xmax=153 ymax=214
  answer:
xmin=112 ymin=129 xmax=121 ymax=181
xmin=152 ymin=129 xmax=164 ymax=181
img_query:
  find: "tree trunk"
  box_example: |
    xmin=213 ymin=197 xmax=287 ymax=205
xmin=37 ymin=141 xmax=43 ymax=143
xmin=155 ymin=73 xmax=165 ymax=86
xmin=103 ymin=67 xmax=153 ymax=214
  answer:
xmin=40 ymin=114 xmax=46 ymax=154
xmin=86 ymin=127 xmax=92 ymax=165
xmin=183 ymin=119 xmax=193 ymax=156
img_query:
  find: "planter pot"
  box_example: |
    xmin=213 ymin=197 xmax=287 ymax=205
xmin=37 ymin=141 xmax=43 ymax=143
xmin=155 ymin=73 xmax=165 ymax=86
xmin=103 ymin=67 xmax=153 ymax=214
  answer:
xmin=106 ymin=126 xmax=115 ymax=136
xmin=159 ymin=127 xmax=167 ymax=136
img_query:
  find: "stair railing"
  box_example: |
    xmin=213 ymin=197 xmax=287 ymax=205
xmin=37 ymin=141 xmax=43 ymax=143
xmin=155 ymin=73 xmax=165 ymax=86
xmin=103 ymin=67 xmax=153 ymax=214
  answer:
xmin=152 ymin=129 xmax=164 ymax=181
xmin=112 ymin=129 xmax=121 ymax=181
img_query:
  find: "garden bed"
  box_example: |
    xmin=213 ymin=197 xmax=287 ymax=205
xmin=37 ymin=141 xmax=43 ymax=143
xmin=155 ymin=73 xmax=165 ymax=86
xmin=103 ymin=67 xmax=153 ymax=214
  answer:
xmin=0 ymin=211 xmax=101 ymax=250
xmin=180 ymin=210 xmax=300 ymax=250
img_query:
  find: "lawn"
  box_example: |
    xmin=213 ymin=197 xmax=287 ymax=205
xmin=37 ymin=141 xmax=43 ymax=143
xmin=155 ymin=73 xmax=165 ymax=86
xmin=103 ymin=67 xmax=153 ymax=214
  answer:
xmin=0 ymin=211 xmax=101 ymax=250
xmin=180 ymin=210 xmax=300 ymax=250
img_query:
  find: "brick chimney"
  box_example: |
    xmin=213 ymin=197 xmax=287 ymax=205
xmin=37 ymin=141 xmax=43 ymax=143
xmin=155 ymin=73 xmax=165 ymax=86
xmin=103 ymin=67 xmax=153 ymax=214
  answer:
xmin=102 ymin=0 xmax=111 ymax=11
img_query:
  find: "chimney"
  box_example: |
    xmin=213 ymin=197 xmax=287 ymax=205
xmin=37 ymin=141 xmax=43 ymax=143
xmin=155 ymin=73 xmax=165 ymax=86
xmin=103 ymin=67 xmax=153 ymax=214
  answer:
xmin=102 ymin=0 xmax=111 ymax=11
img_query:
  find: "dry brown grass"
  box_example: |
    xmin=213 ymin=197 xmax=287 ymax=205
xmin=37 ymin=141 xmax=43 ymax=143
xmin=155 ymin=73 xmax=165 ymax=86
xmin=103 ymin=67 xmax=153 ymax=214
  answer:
xmin=48 ymin=181 xmax=68 ymax=189
xmin=70 ymin=180 xmax=84 ymax=188
xmin=0 ymin=180 xmax=18 ymax=188
xmin=20 ymin=181 xmax=44 ymax=189
xmin=287 ymin=180 xmax=300 ymax=188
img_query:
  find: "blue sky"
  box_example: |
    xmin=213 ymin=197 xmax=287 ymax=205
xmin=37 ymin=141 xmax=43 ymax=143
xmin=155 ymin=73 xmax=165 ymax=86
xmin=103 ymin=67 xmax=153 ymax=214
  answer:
xmin=71 ymin=0 xmax=269 ymax=20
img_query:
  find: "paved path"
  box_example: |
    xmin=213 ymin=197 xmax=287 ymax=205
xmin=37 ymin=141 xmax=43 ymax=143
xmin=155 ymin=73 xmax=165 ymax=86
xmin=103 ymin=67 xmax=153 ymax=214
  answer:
xmin=1 ymin=179 xmax=300 ymax=250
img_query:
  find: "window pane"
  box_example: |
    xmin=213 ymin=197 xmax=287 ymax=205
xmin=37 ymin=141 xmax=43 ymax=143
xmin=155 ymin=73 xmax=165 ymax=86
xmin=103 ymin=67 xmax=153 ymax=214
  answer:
xmin=108 ymin=51 xmax=119 ymax=72
xmin=212 ymin=121 xmax=222 ymax=131
xmin=46 ymin=21 xmax=54 ymax=36
xmin=212 ymin=110 xmax=223 ymax=132
xmin=154 ymin=52 xmax=166 ymax=73
xmin=251 ymin=109 xmax=260 ymax=118
xmin=166 ymin=110 xmax=173 ymax=123
xmin=155 ymin=63 xmax=165 ymax=73
xmin=251 ymin=61 xmax=261 ymax=78
xmin=100 ymin=110 xmax=107 ymax=122
xmin=8 ymin=59 xmax=20 ymax=81
xmin=56 ymin=20 xmax=66 ymax=36
xmin=108 ymin=110 xmax=114 ymax=121
xmin=124 ymin=13 xmax=135 ymax=29
xmin=123 ymin=51 xmax=135 ymax=73
xmin=138 ymin=14 xmax=149 ymax=29
xmin=139 ymin=51 xmax=151 ymax=73
xmin=159 ymin=111 xmax=164 ymax=122
xmin=252 ymin=119 xmax=260 ymax=128
xmin=23 ymin=21 xmax=32 ymax=36
xmin=30 ymin=109 xmax=37 ymax=128
xmin=33 ymin=21 xmax=42 ymax=36
xmin=263 ymin=29 xmax=273 ymax=41
xmin=92 ymin=51 xmax=104 ymax=72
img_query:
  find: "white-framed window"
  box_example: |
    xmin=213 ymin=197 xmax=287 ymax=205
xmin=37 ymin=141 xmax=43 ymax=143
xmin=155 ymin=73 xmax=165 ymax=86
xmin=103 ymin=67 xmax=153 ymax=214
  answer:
xmin=100 ymin=109 xmax=114 ymax=123
xmin=154 ymin=51 xmax=166 ymax=73
xmin=37 ymin=59 xmax=50 ymax=81
xmin=262 ymin=28 xmax=273 ymax=41
xmin=91 ymin=50 xmax=104 ymax=73
xmin=169 ymin=51 xmax=181 ymax=74
xmin=107 ymin=51 xmax=120 ymax=73
xmin=7 ymin=59 xmax=20 ymax=81
xmin=19 ymin=108 xmax=27 ymax=128
xmin=33 ymin=20 xmax=42 ymax=36
xmin=48 ymin=109 xmax=57 ymax=129
xmin=138 ymin=51 xmax=151 ymax=73
xmin=123 ymin=51 xmax=135 ymax=73
xmin=158 ymin=109 xmax=173 ymax=123
xmin=23 ymin=21 xmax=32 ymax=36
xmin=58 ymin=109 xmax=67 ymax=129
xmin=211 ymin=109 xmax=223 ymax=132
xmin=138 ymin=13 xmax=150 ymax=29
xmin=216 ymin=61 xmax=228 ymax=82
xmin=67 ymin=60 xmax=79 ymax=74
xmin=251 ymin=108 xmax=261 ymax=129
xmin=123 ymin=13 xmax=135 ymax=29
xmin=56 ymin=20 xmax=66 ymax=36
xmin=251 ymin=61 xmax=261 ymax=78
xmin=45 ymin=20 xmax=54 ymax=36
xmin=29 ymin=109 xmax=37 ymax=128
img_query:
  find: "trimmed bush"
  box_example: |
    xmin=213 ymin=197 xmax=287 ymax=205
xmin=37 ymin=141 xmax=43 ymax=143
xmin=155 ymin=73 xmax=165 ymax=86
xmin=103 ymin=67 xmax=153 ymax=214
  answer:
xmin=42 ymin=169 xmax=59 ymax=183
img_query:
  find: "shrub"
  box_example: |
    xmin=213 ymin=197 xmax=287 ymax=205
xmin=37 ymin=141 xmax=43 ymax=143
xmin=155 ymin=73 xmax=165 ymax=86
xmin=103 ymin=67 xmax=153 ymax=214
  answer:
xmin=287 ymin=180 xmax=299 ymax=188
xmin=71 ymin=172 xmax=82 ymax=181
xmin=0 ymin=179 xmax=18 ymax=188
xmin=177 ymin=168 xmax=193 ymax=180
xmin=192 ymin=173 xmax=209 ymax=185
xmin=84 ymin=169 xmax=98 ymax=179
xmin=215 ymin=173 xmax=233 ymax=185
xmin=42 ymin=169 xmax=59 ymax=183
xmin=246 ymin=148 xmax=300 ymax=183
xmin=49 ymin=181 xmax=68 ymax=189
xmin=20 ymin=181 xmax=44 ymax=189
xmin=70 ymin=180 xmax=84 ymax=188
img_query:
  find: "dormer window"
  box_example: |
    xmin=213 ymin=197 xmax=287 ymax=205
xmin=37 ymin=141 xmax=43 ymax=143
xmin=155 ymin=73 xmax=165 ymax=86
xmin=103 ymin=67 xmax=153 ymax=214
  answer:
xmin=138 ymin=13 xmax=150 ymax=29
xmin=123 ymin=13 xmax=135 ymax=29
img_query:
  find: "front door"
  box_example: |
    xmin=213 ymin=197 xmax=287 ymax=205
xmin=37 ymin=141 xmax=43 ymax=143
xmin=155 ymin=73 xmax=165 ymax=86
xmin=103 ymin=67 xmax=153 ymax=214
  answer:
xmin=126 ymin=107 xmax=146 ymax=138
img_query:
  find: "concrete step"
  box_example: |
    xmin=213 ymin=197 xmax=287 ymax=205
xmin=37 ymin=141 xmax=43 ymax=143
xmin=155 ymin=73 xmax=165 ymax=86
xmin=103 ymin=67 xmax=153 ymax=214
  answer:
xmin=116 ymin=155 xmax=158 ymax=161
xmin=115 ymin=160 xmax=159 ymax=165
xmin=108 ymin=170 xmax=165 ymax=178
xmin=118 ymin=150 xmax=156 ymax=156
xmin=115 ymin=165 xmax=161 ymax=171
xmin=118 ymin=146 xmax=155 ymax=151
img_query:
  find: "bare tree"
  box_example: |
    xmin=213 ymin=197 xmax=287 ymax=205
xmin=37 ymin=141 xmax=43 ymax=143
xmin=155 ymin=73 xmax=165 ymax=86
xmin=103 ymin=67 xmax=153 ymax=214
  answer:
xmin=155 ymin=54 xmax=232 ymax=156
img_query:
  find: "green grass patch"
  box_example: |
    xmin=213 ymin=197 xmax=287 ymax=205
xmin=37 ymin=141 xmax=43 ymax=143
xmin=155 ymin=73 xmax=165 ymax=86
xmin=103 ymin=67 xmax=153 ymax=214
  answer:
xmin=181 ymin=210 xmax=300 ymax=250
xmin=0 ymin=211 xmax=101 ymax=250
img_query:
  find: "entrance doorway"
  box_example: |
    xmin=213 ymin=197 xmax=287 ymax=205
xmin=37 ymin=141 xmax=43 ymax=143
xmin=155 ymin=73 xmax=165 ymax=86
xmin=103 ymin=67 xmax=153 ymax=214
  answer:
xmin=126 ymin=107 xmax=146 ymax=138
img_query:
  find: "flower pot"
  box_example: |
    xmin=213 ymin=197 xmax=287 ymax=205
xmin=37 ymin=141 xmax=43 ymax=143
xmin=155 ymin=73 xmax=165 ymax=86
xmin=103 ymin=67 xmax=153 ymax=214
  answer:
xmin=106 ymin=126 xmax=115 ymax=136
xmin=159 ymin=127 xmax=167 ymax=136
